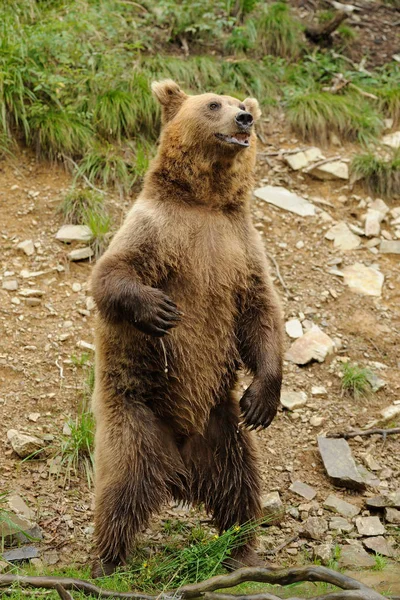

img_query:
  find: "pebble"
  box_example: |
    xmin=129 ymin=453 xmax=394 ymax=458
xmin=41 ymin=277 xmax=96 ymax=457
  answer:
xmin=68 ymin=247 xmax=94 ymax=261
xmin=280 ymin=390 xmax=308 ymax=410
xmin=311 ymin=386 xmax=327 ymax=395
xmin=86 ymin=296 xmax=96 ymax=311
xmin=380 ymin=240 xmax=400 ymax=254
xmin=2 ymin=279 xmax=18 ymax=291
xmin=310 ymin=415 xmax=324 ymax=427
xmin=285 ymin=319 xmax=303 ymax=339
xmin=72 ymin=282 xmax=82 ymax=293
xmin=17 ymin=239 xmax=35 ymax=256
xmin=261 ymin=491 xmax=285 ymax=525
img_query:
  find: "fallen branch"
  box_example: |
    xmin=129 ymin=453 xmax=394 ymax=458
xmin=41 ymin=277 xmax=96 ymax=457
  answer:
xmin=330 ymin=427 xmax=400 ymax=440
xmin=265 ymin=252 xmax=291 ymax=297
xmin=305 ymin=12 xmax=348 ymax=44
xmin=258 ymin=147 xmax=310 ymax=158
xmin=0 ymin=565 xmax=390 ymax=600
xmin=303 ymin=155 xmax=342 ymax=173
xmin=265 ymin=534 xmax=299 ymax=555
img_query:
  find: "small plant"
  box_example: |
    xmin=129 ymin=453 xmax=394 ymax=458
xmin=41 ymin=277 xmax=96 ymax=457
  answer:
xmin=341 ymin=362 xmax=372 ymax=399
xmin=377 ymin=87 xmax=400 ymax=126
xmin=255 ymin=2 xmax=304 ymax=60
xmin=58 ymin=406 xmax=95 ymax=487
xmin=58 ymin=188 xmax=105 ymax=224
xmin=94 ymin=88 xmax=138 ymax=141
xmin=84 ymin=210 xmax=112 ymax=258
xmin=351 ymin=150 xmax=400 ymax=197
xmin=76 ymin=143 xmax=135 ymax=192
xmin=373 ymin=553 xmax=387 ymax=571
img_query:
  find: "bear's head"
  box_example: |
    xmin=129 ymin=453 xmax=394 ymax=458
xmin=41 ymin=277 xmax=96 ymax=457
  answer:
xmin=151 ymin=79 xmax=261 ymax=154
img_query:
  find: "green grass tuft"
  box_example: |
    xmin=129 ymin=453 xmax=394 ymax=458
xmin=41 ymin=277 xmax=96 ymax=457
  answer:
xmin=57 ymin=407 xmax=95 ymax=488
xmin=84 ymin=210 xmax=112 ymax=259
xmin=377 ymin=87 xmax=400 ymax=126
xmin=373 ymin=553 xmax=387 ymax=571
xmin=75 ymin=143 xmax=135 ymax=192
xmin=341 ymin=362 xmax=372 ymax=399
xmin=351 ymin=150 xmax=400 ymax=197
xmin=58 ymin=187 xmax=105 ymax=224
xmin=255 ymin=2 xmax=304 ymax=60
xmin=94 ymin=88 xmax=138 ymax=141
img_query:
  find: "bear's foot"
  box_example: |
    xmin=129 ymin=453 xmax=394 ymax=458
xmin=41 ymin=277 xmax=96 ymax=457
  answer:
xmin=91 ymin=558 xmax=119 ymax=578
xmin=223 ymin=546 xmax=265 ymax=571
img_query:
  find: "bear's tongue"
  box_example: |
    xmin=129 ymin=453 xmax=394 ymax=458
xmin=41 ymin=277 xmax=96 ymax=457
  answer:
xmin=216 ymin=132 xmax=250 ymax=147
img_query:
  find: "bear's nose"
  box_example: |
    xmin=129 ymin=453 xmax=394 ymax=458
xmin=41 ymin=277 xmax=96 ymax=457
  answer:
xmin=235 ymin=111 xmax=253 ymax=127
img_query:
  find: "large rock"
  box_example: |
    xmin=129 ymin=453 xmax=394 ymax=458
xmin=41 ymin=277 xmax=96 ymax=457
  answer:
xmin=261 ymin=491 xmax=285 ymax=525
xmin=323 ymin=494 xmax=360 ymax=518
xmin=325 ymin=222 xmax=361 ymax=251
xmin=363 ymin=536 xmax=395 ymax=558
xmin=308 ymin=160 xmax=349 ymax=180
xmin=342 ymin=263 xmax=384 ymax=297
xmin=382 ymin=131 xmax=400 ymax=149
xmin=280 ymin=390 xmax=308 ymax=410
xmin=285 ymin=325 xmax=334 ymax=365
xmin=385 ymin=507 xmax=400 ymax=524
xmin=318 ymin=437 xmax=366 ymax=490
xmin=339 ymin=544 xmax=375 ymax=569
xmin=355 ymin=516 xmax=385 ymax=536
xmin=254 ymin=186 xmax=316 ymax=217
xmin=6 ymin=429 xmax=45 ymax=459
xmin=56 ymin=225 xmax=92 ymax=243
xmin=380 ymin=240 xmax=400 ymax=254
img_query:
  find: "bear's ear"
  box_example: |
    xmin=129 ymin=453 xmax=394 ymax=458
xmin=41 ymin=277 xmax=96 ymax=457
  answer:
xmin=243 ymin=97 xmax=261 ymax=121
xmin=151 ymin=79 xmax=188 ymax=124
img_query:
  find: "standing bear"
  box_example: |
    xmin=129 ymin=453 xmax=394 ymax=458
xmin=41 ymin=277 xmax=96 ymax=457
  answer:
xmin=90 ymin=80 xmax=283 ymax=576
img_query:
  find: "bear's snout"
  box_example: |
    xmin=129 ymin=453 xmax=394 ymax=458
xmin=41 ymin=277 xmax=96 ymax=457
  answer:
xmin=235 ymin=110 xmax=254 ymax=129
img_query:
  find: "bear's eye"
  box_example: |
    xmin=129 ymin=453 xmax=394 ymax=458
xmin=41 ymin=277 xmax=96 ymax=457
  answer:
xmin=208 ymin=102 xmax=221 ymax=111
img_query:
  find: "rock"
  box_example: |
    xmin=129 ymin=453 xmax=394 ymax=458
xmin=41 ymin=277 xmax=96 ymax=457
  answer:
xmin=313 ymin=543 xmax=332 ymax=565
xmin=285 ymin=325 xmax=334 ymax=365
xmin=311 ymin=386 xmax=327 ymax=396
xmin=19 ymin=289 xmax=44 ymax=297
xmin=280 ymin=390 xmax=308 ymax=410
xmin=56 ymin=224 xmax=92 ymax=243
xmin=355 ymin=516 xmax=385 ymax=536
xmin=366 ymin=495 xmax=388 ymax=510
xmin=24 ymin=298 xmax=41 ymax=307
xmin=385 ymin=507 xmax=400 ymax=524
xmin=323 ymin=494 xmax=360 ymax=518
xmin=261 ymin=491 xmax=285 ymax=525
xmin=302 ymin=517 xmax=328 ymax=541
xmin=370 ymin=199 xmax=389 ymax=216
xmin=6 ymin=429 xmax=45 ymax=459
xmin=329 ymin=516 xmax=354 ymax=533
xmin=86 ymin=296 xmax=96 ymax=311
xmin=325 ymin=222 xmax=361 ymax=251
xmin=42 ymin=550 xmax=59 ymax=566
xmin=388 ymin=490 xmax=400 ymax=508
xmin=384 ymin=118 xmax=393 ymax=131
xmin=72 ymin=282 xmax=82 ymax=292
xmin=63 ymin=423 xmax=72 ymax=436
xmin=363 ymin=536 xmax=395 ymax=558
xmin=68 ymin=247 xmax=94 ymax=261
xmin=342 ymin=263 xmax=384 ymax=297
xmin=308 ymin=161 xmax=349 ymax=180
xmin=254 ymin=186 xmax=316 ymax=217
xmin=28 ymin=413 xmax=40 ymax=422
xmin=380 ymin=404 xmax=400 ymax=421
xmin=364 ymin=454 xmax=381 ymax=472
xmin=310 ymin=415 xmax=324 ymax=427
xmin=380 ymin=240 xmax=400 ymax=254
xmin=77 ymin=340 xmax=95 ymax=352
xmin=7 ymin=494 xmax=35 ymax=522
xmin=17 ymin=240 xmax=35 ymax=256
xmin=365 ymin=371 xmax=385 ymax=392
xmin=285 ymin=319 xmax=303 ymax=339
xmin=318 ymin=437 xmax=366 ymax=491
xmin=339 ymin=544 xmax=375 ymax=569
xmin=365 ymin=210 xmax=384 ymax=237
xmin=289 ymin=481 xmax=317 ymax=501
xmin=356 ymin=464 xmax=380 ymax=488
xmin=2 ymin=546 xmax=40 ymax=563
xmin=2 ymin=279 xmax=18 ymax=291
xmin=382 ymin=131 xmax=400 ymax=149
xmin=285 ymin=147 xmax=323 ymax=171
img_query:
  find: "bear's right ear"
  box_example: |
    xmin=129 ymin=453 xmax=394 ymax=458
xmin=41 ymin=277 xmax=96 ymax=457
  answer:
xmin=151 ymin=79 xmax=188 ymax=124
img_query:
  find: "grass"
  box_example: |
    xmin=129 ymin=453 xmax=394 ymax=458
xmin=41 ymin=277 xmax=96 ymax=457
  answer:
xmin=58 ymin=188 xmax=105 ymax=224
xmin=341 ymin=362 xmax=372 ymax=399
xmin=254 ymin=2 xmax=304 ymax=60
xmin=351 ymin=150 xmax=400 ymax=197
xmin=373 ymin=554 xmax=387 ymax=571
xmin=57 ymin=404 xmax=95 ymax=488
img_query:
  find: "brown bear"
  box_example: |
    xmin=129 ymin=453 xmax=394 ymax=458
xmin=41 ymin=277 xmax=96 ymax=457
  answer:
xmin=90 ymin=80 xmax=283 ymax=576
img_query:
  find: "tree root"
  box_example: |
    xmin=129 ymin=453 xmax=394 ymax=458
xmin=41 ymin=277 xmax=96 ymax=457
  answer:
xmin=0 ymin=565 xmax=392 ymax=600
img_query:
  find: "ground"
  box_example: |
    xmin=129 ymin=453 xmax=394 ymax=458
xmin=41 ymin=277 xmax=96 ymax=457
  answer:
xmin=1 ymin=107 xmax=400 ymax=596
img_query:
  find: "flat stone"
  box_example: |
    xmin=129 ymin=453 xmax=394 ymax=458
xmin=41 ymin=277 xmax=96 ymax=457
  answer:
xmin=56 ymin=224 xmax=92 ymax=243
xmin=285 ymin=319 xmax=303 ymax=339
xmin=302 ymin=517 xmax=328 ymax=541
xmin=7 ymin=495 xmax=35 ymax=522
xmin=2 ymin=279 xmax=18 ymax=291
xmin=311 ymin=386 xmax=327 ymax=396
xmin=2 ymin=546 xmax=40 ymax=563
xmin=366 ymin=495 xmax=388 ymax=510
xmin=313 ymin=543 xmax=332 ymax=566
xmin=289 ymin=481 xmax=317 ymax=501
xmin=323 ymin=494 xmax=360 ymax=518
xmin=318 ymin=437 xmax=366 ymax=491
xmin=308 ymin=161 xmax=349 ymax=180
xmin=285 ymin=325 xmax=334 ymax=365
xmin=380 ymin=404 xmax=400 ymax=421
xmin=356 ymin=464 xmax=380 ymax=488
xmin=280 ymin=390 xmax=308 ymax=410
xmin=342 ymin=263 xmax=384 ymax=297
xmin=382 ymin=131 xmax=400 ymax=149
xmin=364 ymin=454 xmax=381 ymax=472
xmin=355 ymin=516 xmax=385 ymax=536
xmin=19 ymin=289 xmax=44 ymax=297
xmin=365 ymin=210 xmax=383 ymax=237
xmin=380 ymin=240 xmax=400 ymax=254
xmin=363 ymin=536 xmax=395 ymax=557
xmin=370 ymin=199 xmax=389 ymax=216
xmin=365 ymin=371 xmax=385 ymax=392
xmin=17 ymin=239 xmax=35 ymax=256
xmin=254 ymin=185 xmax=316 ymax=217
xmin=68 ymin=247 xmax=94 ymax=261
xmin=325 ymin=222 xmax=361 ymax=251
xmin=339 ymin=544 xmax=375 ymax=569
xmin=329 ymin=516 xmax=354 ymax=533
xmin=388 ymin=490 xmax=400 ymax=508
xmin=285 ymin=147 xmax=323 ymax=171
xmin=310 ymin=415 xmax=324 ymax=427
xmin=385 ymin=507 xmax=400 ymax=524
xmin=261 ymin=491 xmax=285 ymax=525
xmin=6 ymin=429 xmax=45 ymax=459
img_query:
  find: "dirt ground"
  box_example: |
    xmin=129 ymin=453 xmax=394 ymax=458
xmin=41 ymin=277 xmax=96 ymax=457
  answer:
xmin=0 ymin=117 xmax=400 ymax=590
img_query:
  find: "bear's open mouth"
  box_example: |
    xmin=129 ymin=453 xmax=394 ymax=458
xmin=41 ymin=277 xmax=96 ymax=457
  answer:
xmin=215 ymin=132 xmax=250 ymax=147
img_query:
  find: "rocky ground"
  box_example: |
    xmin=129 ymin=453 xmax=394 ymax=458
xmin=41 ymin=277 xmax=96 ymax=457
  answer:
xmin=0 ymin=119 xmax=400 ymax=593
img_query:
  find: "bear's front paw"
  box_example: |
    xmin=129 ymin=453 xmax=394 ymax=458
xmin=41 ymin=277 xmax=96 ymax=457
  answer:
xmin=133 ymin=287 xmax=182 ymax=337
xmin=239 ymin=375 xmax=281 ymax=430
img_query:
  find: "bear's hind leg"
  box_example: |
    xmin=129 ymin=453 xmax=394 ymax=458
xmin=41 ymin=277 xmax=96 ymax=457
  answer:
xmin=181 ymin=393 xmax=263 ymax=568
xmin=92 ymin=400 xmax=185 ymax=577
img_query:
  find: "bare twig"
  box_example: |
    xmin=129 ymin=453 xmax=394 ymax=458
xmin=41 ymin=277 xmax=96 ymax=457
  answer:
xmin=330 ymin=427 xmax=400 ymax=440
xmin=303 ymin=155 xmax=342 ymax=172
xmin=265 ymin=534 xmax=299 ymax=555
xmin=265 ymin=252 xmax=291 ymax=297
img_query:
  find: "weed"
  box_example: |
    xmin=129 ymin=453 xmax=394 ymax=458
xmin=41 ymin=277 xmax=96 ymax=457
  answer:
xmin=341 ymin=362 xmax=372 ymax=399
xmin=94 ymin=88 xmax=138 ymax=141
xmin=58 ymin=188 xmax=104 ymax=225
xmin=373 ymin=553 xmax=387 ymax=571
xmin=377 ymin=87 xmax=400 ymax=126
xmin=76 ymin=143 xmax=135 ymax=193
xmin=84 ymin=210 xmax=112 ymax=258
xmin=255 ymin=2 xmax=304 ymax=60
xmin=337 ymin=24 xmax=357 ymax=46
xmin=351 ymin=150 xmax=400 ymax=197
xmin=71 ymin=352 xmax=91 ymax=368
xmin=58 ymin=406 xmax=95 ymax=487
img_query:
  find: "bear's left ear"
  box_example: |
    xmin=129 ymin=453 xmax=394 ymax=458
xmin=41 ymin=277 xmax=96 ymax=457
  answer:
xmin=243 ymin=97 xmax=261 ymax=121
xmin=151 ymin=79 xmax=188 ymax=124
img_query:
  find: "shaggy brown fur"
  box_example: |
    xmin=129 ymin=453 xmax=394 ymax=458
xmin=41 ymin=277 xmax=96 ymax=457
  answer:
xmin=90 ymin=80 xmax=283 ymax=576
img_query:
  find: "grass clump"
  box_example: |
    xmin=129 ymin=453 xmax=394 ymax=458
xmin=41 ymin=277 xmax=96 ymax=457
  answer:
xmin=94 ymin=89 xmax=138 ymax=141
xmin=85 ymin=210 xmax=112 ymax=258
xmin=341 ymin=362 xmax=372 ymax=399
xmin=58 ymin=407 xmax=95 ymax=487
xmin=76 ymin=143 xmax=139 ymax=193
xmin=255 ymin=2 xmax=304 ymax=60
xmin=58 ymin=187 xmax=105 ymax=224
xmin=377 ymin=87 xmax=400 ymax=126
xmin=351 ymin=150 xmax=400 ymax=197
xmin=286 ymin=91 xmax=383 ymax=145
